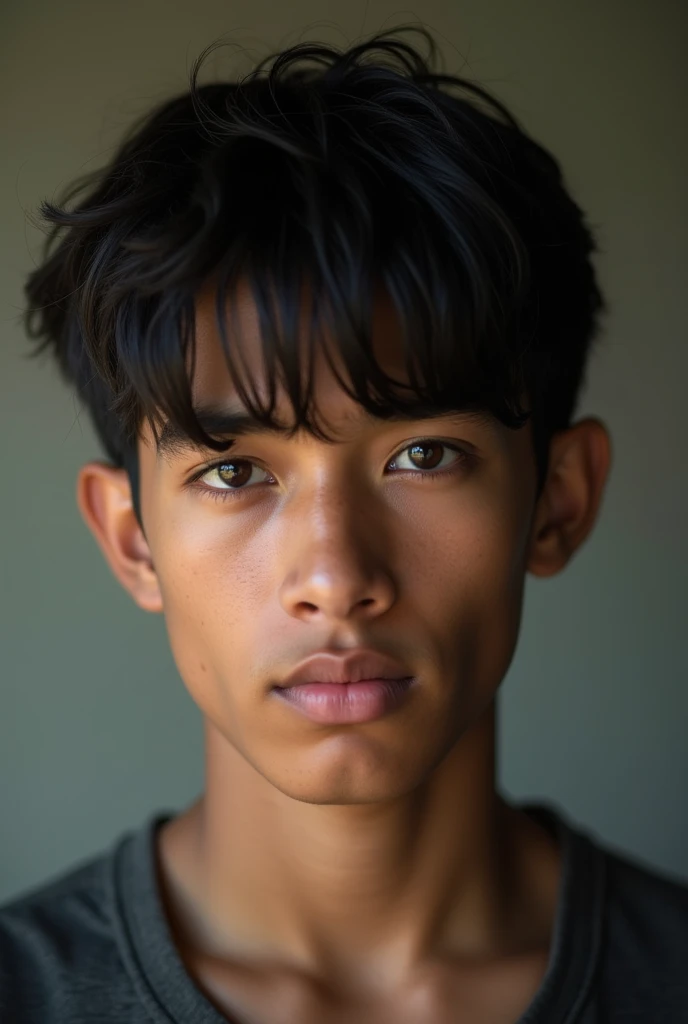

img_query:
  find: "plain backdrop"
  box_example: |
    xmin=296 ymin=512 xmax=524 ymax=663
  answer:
xmin=1 ymin=0 xmax=686 ymax=903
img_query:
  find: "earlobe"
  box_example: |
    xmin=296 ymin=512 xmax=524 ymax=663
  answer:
xmin=527 ymin=418 xmax=612 ymax=579
xmin=76 ymin=461 xmax=163 ymax=613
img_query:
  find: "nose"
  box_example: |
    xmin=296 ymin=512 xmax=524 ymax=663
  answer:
xmin=276 ymin=493 xmax=397 ymax=625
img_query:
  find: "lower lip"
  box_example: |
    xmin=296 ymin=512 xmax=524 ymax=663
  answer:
xmin=273 ymin=678 xmax=415 ymax=724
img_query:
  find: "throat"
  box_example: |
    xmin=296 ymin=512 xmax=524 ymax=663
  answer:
xmin=154 ymin=793 xmax=561 ymax=997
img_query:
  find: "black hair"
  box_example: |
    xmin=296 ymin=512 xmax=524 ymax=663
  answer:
xmin=22 ymin=25 xmax=605 ymax=532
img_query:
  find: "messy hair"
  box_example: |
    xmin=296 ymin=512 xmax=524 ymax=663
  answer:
xmin=23 ymin=25 xmax=605 ymax=528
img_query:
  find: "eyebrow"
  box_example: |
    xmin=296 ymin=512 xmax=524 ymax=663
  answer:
xmin=157 ymin=407 xmax=289 ymax=463
xmin=155 ymin=402 xmax=499 ymax=463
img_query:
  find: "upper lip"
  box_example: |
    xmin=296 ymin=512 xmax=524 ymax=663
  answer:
xmin=278 ymin=649 xmax=412 ymax=688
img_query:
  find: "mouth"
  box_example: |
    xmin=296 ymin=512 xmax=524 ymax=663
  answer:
xmin=271 ymin=677 xmax=416 ymax=724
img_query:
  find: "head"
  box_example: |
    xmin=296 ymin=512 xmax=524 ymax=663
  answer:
xmin=23 ymin=27 xmax=610 ymax=804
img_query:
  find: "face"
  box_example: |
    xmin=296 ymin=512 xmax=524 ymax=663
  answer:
xmin=131 ymin=279 xmax=541 ymax=804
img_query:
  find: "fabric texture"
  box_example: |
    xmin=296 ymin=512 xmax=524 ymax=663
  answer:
xmin=1 ymin=802 xmax=687 ymax=1023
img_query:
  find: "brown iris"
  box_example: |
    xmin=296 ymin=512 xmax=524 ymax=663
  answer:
xmin=407 ymin=442 xmax=444 ymax=470
xmin=216 ymin=462 xmax=253 ymax=488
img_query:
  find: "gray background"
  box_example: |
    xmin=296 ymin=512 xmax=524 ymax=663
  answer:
xmin=1 ymin=0 xmax=686 ymax=904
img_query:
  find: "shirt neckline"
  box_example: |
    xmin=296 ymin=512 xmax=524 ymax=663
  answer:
xmin=107 ymin=801 xmax=606 ymax=1024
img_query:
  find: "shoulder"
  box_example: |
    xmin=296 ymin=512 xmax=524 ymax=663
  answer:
xmin=603 ymin=841 xmax=688 ymax=946
xmin=527 ymin=802 xmax=688 ymax=1019
xmin=0 ymin=846 xmax=139 ymax=1022
xmin=597 ymin=840 xmax=688 ymax=1018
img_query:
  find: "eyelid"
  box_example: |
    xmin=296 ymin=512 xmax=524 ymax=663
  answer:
xmin=193 ymin=433 xmax=475 ymax=463
xmin=193 ymin=436 xmax=459 ymax=467
xmin=186 ymin=436 xmax=477 ymax=493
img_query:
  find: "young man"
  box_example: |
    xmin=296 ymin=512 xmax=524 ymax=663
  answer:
xmin=2 ymin=25 xmax=687 ymax=1024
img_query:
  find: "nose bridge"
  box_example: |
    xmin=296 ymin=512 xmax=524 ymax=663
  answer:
xmin=276 ymin=473 xmax=396 ymax=621
xmin=289 ymin=471 xmax=380 ymax=571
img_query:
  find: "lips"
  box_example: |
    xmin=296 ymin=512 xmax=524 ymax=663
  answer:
xmin=274 ymin=677 xmax=415 ymax=725
xmin=277 ymin=649 xmax=412 ymax=689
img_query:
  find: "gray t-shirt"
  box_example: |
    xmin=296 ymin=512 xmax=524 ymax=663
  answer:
xmin=1 ymin=802 xmax=687 ymax=1022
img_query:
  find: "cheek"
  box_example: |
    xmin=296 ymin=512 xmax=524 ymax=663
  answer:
xmin=151 ymin=524 xmax=269 ymax=720
xmin=415 ymin=494 xmax=530 ymax=705
xmin=412 ymin=488 xmax=528 ymax=614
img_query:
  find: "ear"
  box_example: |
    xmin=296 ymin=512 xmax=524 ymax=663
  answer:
xmin=76 ymin=461 xmax=163 ymax=613
xmin=527 ymin=418 xmax=612 ymax=578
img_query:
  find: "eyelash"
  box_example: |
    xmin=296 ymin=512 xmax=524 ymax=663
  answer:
xmin=187 ymin=439 xmax=477 ymax=504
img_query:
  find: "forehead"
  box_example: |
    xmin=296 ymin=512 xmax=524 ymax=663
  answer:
xmin=145 ymin=277 xmax=514 ymax=464
xmin=190 ymin=277 xmax=409 ymax=417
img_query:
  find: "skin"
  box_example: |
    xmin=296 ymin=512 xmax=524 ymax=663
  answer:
xmin=77 ymin=280 xmax=611 ymax=1022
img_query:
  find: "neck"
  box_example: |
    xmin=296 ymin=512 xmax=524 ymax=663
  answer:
xmin=157 ymin=701 xmax=559 ymax=991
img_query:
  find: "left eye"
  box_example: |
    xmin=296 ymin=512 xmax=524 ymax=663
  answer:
xmin=390 ymin=440 xmax=467 ymax=473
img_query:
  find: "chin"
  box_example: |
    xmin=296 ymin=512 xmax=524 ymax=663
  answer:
xmin=260 ymin=737 xmax=439 ymax=805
